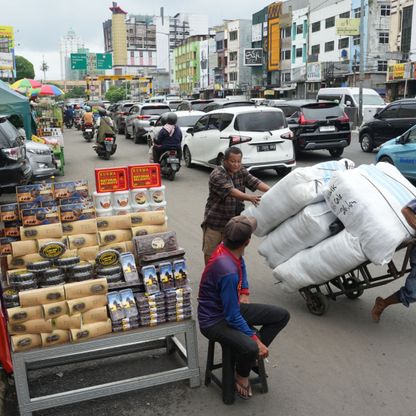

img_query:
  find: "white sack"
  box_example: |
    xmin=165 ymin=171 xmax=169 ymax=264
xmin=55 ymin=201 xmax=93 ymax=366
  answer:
xmin=258 ymin=202 xmax=336 ymax=269
xmin=324 ymin=163 xmax=416 ymax=265
xmin=243 ymin=159 xmax=354 ymax=237
xmin=273 ymin=230 xmax=366 ymax=293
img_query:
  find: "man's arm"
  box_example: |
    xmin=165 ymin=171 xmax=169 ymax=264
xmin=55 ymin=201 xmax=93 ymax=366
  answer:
xmin=402 ymin=206 xmax=416 ymax=231
xmin=229 ymin=188 xmax=261 ymax=206
xmin=256 ymin=181 xmax=270 ymax=192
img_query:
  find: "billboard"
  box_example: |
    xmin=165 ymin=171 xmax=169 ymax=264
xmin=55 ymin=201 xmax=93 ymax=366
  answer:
xmin=244 ymin=49 xmax=263 ymax=66
xmin=335 ymin=18 xmax=360 ymax=36
xmin=307 ymin=63 xmax=322 ymax=81
xmin=252 ymin=23 xmax=262 ymax=42
xmin=0 ymin=53 xmax=13 ymax=70
xmin=200 ymin=40 xmax=209 ymax=89
xmin=0 ymin=26 xmax=14 ymax=48
xmin=268 ymin=17 xmax=280 ymax=71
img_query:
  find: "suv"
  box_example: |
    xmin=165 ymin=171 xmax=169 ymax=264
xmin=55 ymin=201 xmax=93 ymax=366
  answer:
xmin=112 ymin=102 xmax=135 ymax=134
xmin=359 ymin=99 xmax=416 ymax=152
xmin=0 ymin=117 xmax=32 ymax=190
xmin=176 ymin=100 xmax=214 ymax=112
xmin=182 ymin=107 xmax=295 ymax=176
xmin=271 ymin=100 xmax=351 ymax=157
xmin=200 ymin=100 xmax=255 ymax=113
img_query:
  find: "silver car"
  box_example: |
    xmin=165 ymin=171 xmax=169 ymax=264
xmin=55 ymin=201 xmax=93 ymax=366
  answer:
xmin=26 ymin=141 xmax=56 ymax=179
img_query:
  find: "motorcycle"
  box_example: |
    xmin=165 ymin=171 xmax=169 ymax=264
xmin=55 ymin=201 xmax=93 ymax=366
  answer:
xmin=74 ymin=117 xmax=82 ymax=130
xmin=159 ymin=149 xmax=181 ymax=181
xmin=93 ymin=134 xmax=117 ymax=160
xmin=82 ymin=123 xmax=95 ymax=142
xmin=64 ymin=118 xmax=74 ymax=129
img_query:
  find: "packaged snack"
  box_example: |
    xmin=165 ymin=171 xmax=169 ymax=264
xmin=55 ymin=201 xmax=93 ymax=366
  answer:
xmin=107 ymin=292 xmax=125 ymax=321
xmin=41 ymin=330 xmax=70 ymax=347
xmin=64 ymin=278 xmax=108 ymax=300
xmin=16 ymin=183 xmax=54 ymax=204
xmin=19 ymin=286 xmax=65 ymax=307
xmin=149 ymin=186 xmax=165 ymax=204
xmin=7 ymin=305 xmax=43 ymax=324
xmin=113 ymin=207 xmax=131 ymax=216
xmin=96 ymin=215 xmax=132 ymax=231
xmin=93 ymin=191 xmax=112 ymax=210
xmin=59 ymin=202 xmax=95 ymax=223
xmin=22 ymin=207 xmax=59 ymax=227
xmin=70 ymin=319 xmax=112 ymax=342
xmin=8 ymin=319 xmax=53 ymax=335
xmin=130 ymin=189 xmax=149 ymax=206
xmin=67 ymin=295 xmax=107 ymax=315
xmin=4 ymin=221 xmax=21 ymax=238
xmin=112 ymin=190 xmax=130 ymax=209
xmin=11 ymin=334 xmax=42 ymax=352
xmin=11 ymin=240 xmax=38 ymax=258
xmin=133 ymin=231 xmax=178 ymax=258
xmin=54 ymin=180 xmax=89 ymax=200
xmin=141 ymin=265 xmax=160 ymax=295
xmin=42 ymin=301 xmax=68 ymax=319
xmin=130 ymin=211 xmax=165 ymax=226
xmin=120 ymin=289 xmax=138 ymax=318
xmin=131 ymin=224 xmax=168 ymax=237
xmin=119 ymin=252 xmax=139 ymax=283
xmin=68 ymin=234 xmax=99 ymax=250
xmin=0 ymin=237 xmax=18 ymax=255
xmin=173 ymin=259 xmax=189 ymax=288
xmin=53 ymin=314 xmax=82 ymax=330
xmin=98 ymin=230 xmax=132 ymax=246
xmin=158 ymin=261 xmax=175 ymax=291
xmin=96 ymin=208 xmax=113 ymax=217
xmin=62 ymin=219 xmax=97 ymax=235
xmin=20 ymin=223 xmax=63 ymax=241
xmin=1 ymin=203 xmax=19 ymax=222
xmin=59 ymin=196 xmax=93 ymax=206
xmin=82 ymin=306 xmax=109 ymax=325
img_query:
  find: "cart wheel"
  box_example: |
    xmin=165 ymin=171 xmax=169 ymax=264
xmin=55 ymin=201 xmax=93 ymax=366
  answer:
xmin=306 ymin=292 xmax=329 ymax=316
xmin=344 ymin=278 xmax=364 ymax=299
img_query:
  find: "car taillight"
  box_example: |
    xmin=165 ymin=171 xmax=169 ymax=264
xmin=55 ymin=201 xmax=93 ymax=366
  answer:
xmin=337 ymin=113 xmax=350 ymax=123
xmin=281 ymin=131 xmax=294 ymax=139
xmin=2 ymin=146 xmax=23 ymax=161
xmin=136 ymin=115 xmax=151 ymax=120
xmin=299 ymin=114 xmax=317 ymax=125
xmin=104 ymin=137 xmax=114 ymax=142
xmin=229 ymin=135 xmax=252 ymax=145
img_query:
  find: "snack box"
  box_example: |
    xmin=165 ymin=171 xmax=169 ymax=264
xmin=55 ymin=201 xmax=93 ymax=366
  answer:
xmin=20 ymin=223 xmax=63 ymax=241
xmin=0 ymin=203 xmax=19 ymax=222
xmin=19 ymin=286 xmax=65 ymax=307
xmin=141 ymin=265 xmax=160 ymax=296
xmin=173 ymin=259 xmax=189 ymax=288
xmin=70 ymin=319 xmax=112 ymax=343
xmin=41 ymin=200 xmax=59 ymax=209
xmin=62 ymin=219 xmax=97 ymax=235
xmin=11 ymin=334 xmax=42 ymax=352
xmin=54 ymin=180 xmax=89 ymax=200
xmin=53 ymin=314 xmax=82 ymax=330
xmin=158 ymin=261 xmax=175 ymax=291
xmin=8 ymin=319 xmax=53 ymax=335
xmin=59 ymin=196 xmax=93 ymax=206
xmin=64 ymin=278 xmax=108 ymax=300
xmin=59 ymin=202 xmax=95 ymax=223
xmin=41 ymin=330 xmax=70 ymax=347
xmin=67 ymin=295 xmax=107 ymax=315
xmin=82 ymin=306 xmax=109 ymax=325
xmin=107 ymin=292 xmax=125 ymax=321
xmin=21 ymin=207 xmax=60 ymax=227
xmin=0 ymin=237 xmax=19 ymax=255
xmin=120 ymin=289 xmax=138 ymax=318
xmin=7 ymin=305 xmax=43 ymax=324
xmin=16 ymin=183 xmax=54 ymax=204
xmin=133 ymin=231 xmax=178 ymax=257
xmin=119 ymin=252 xmax=139 ymax=283
xmin=3 ymin=221 xmax=21 ymax=238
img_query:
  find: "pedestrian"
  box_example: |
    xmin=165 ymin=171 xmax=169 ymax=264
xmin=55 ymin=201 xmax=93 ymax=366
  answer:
xmin=202 ymin=146 xmax=270 ymax=265
xmin=198 ymin=215 xmax=290 ymax=399
xmin=372 ymin=199 xmax=416 ymax=322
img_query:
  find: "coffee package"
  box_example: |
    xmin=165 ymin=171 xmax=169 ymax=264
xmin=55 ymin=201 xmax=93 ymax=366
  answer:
xmin=11 ymin=334 xmax=42 ymax=352
xmin=67 ymin=295 xmax=107 ymax=315
xmin=19 ymin=286 xmax=65 ymax=307
xmin=41 ymin=330 xmax=70 ymax=347
xmin=70 ymin=319 xmax=112 ymax=342
xmin=64 ymin=278 xmax=108 ymax=300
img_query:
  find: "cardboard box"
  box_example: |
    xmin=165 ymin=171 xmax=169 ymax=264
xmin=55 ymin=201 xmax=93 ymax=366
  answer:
xmin=53 ymin=314 xmax=82 ymax=330
xmin=20 ymin=286 xmax=65 ymax=307
xmin=7 ymin=254 xmax=44 ymax=270
xmin=130 ymin=211 xmax=166 ymax=227
xmin=59 ymin=196 xmax=93 ymax=206
xmin=67 ymin=295 xmax=107 ymax=315
xmin=41 ymin=330 xmax=70 ymax=347
xmin=20 ymin=223 xmax=63 ymax=241
xmin=59 ymin=203 xmax=95 ymax=223
xmin=98 ymin=230 xmax=132 ymax=246
xmin=78 ymin=245 xmax=99 ymax=262
xmin=4 ymin=221 xmax=21 ymax=238
xmin=70 ymin=319 xmax=112 ymax=343
xmin=133 ymin=231 xmax=178 ymax=257
xmin=11 ymin=334 xmax=42 ymax=352
xmin=96 ymin=215 xmax=132 ymax=231
xmin=7 ymin=306 xmax=43 ymax=324
xmin=68 ymin=234 xmax=99 ymax=250
xmin=131 ymin=224 xmax=167 ymax=237
xmin=54 ymin=180 xmax=89 ymax=200
xmin=0 ymin=237 xmax=18 ymax=255
xmin=11 ymin=240 xmax=38 ymax=258
xmin=0 ymin=203 xmax=19 ymax=222
xmin=8 ymin=319 xmax=53 ymax=335
xmin=82 ymin=306 xmax=108 ymax=324
xmin=42 ymin=301 xmax=68 ymax=320
xmin=98 ymin=241 xmax=127 ymax=253
xmin=64 ymin=278 xmax=108 ymax=300
xmin=21 ymin=207 xmax=60 ymax=227
xmin=16 ymin=183 xmax=54 ymax=204
xmin=62 ymin=219 xmax=97 ymax=235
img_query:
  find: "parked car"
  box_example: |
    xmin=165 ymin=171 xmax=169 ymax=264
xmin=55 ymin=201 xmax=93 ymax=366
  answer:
xmin=359 ymin=98 xmax=416 ymax=152
xmin=0 ymin=117 xmax=32 ymax=190
xmin=270 ymin=100 xmax=351 ymax=157
xmin=176 ymin=99 xmax=214 ymax=112
xmin=200 ymin=100 xmax=255 ymax=113
xmin=166 ymin=100 xmax=183 ymax=111
xmin=182 ymin=107 xmax=295 ymax=176
xmin=124 ymin=103 xmax=171 ymax=143
xmin=112 ymin=102 xmax=135 ymax=134
xmin=26 ymin=141 xmax=56 ymax=179
xmin=375 ymin=124 xmax=416 ymax=180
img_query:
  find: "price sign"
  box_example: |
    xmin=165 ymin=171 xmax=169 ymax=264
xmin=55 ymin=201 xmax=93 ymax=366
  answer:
xmin=95 ymin=167 xmax=129 ymax=193
xmin=128 ymin=164 xmax=161 ymax=189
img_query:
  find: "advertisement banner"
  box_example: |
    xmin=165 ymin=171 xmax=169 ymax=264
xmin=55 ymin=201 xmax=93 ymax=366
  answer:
xmin=393 ymin=63 xmax=405 ymax=80
xmin=252 ymin=24 xmax=262 ymax=42
xmin=128 ymin=164 xmax=161 ymax=189
xmin=335 ymin=18 xmax=360 ymax=36
xmin=244 ymin=49 xmax=263 ymax=66
xmin=0 ymin=26 xmax=14 ymax=47
xmin=0 ymin=53 xmax=13 ymax=70
xmin=268 ymin=18 xmax=280 ymax=71
xmin=307 ymin=63 xmax=322 ymax=81
xmin=95 ymin=167 xmax=129 ymax=193
xmin=199 ymin=40 xmax=209 ymax=89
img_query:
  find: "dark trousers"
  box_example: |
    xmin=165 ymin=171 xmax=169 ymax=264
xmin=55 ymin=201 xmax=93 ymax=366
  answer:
xmin=200 ymin=303 xmax=290 ymax=377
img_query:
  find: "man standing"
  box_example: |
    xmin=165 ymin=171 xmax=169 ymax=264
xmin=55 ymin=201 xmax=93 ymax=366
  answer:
xmin=202 ymin=146 xmax=270 ymax=264
xmin=198 ymin=215 xmax=290 ymax=399
xmin=372 ymin=200 xmax=416 ymax=322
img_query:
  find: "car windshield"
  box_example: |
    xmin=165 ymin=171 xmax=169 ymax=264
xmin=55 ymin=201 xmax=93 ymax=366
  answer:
xmin=352 ymin=94 xmax=385 ymax=105
xmin=142 ymin=107 xmax=170 ymax=116
xmin=234 ymin=112 xmax=285 ymax=132
xmin=192 ymin=102 xmax=212 ymax=111
xmin=177 ymin=115 xmax=203 ymax=127
xmin=302 ymin=104 xmax=343 ymax=120
xmin=168 ymin=101 xmax=182 ymax=110
xmin=0 ymin=120 xmax=20 ymax=147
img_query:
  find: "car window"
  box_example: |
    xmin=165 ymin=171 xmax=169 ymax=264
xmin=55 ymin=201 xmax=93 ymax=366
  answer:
xmin=234 ymin=111 xmax=286 ymax=132
xmin=203 ymin=103 xmax=219 ymax=113
xmin=380 ymin=104 xmax=400 ymax=119
xmin=407 ymin=128 xmax=416 ymax=143
xmin=207 ymin=114 xmax=222 ymax=130
xmin=122 ymin=104 xmax=134 ymax=112
xmin=141 ymin=107 xmax=170 ymax=116
xmin=345 ymin=95 xmax=355 ymax=107
xmin=352 ymin=94 xmax=385 ymax=106
xmin=399 ymin=103 xmax=416 ymax=118
xmin=129 ymin=106 xmax=140 ymax=114
xmin=177 ymin=103 xmax=189 ymax=111
xmin=154 ymin=117 xmax=163 ymax=127
xmin=192 ymin=102 xmax=212 ymax=111
xmin=0 ymin=120 xmax=20 ymax=147
xmin=168 ymin=101 xmax=182 ymax=110
xmin=220 ymin=114 xmax=234 ymax=131
xmin=193 ymin=115 xmax=209 ymax=133
xmin=276 ymin=105 xmax=299 ymax=117
xmin=177 ymin=115 xmax=204 ymax=128
xmin=302 ymin=104 xmax=343 ymax=119
xmin=317 ymin=94 xmax=342 ymax=104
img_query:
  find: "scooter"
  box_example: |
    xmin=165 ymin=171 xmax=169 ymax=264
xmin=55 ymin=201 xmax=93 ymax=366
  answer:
xmin=159 ymin=149 xmax=181 ymax=181
xmin=93 ymin=134 xmax=117 ymax=160
xmin=74 ymin=117 xmax=82 ymax=130
xmin=64 ymin=118 xmax=73 ymax=129
xmin=82 ymin=123 xmax=95 ymax=142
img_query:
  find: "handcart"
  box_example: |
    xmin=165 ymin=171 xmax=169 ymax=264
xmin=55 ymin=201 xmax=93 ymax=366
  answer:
xmin=299 ymin=240 xmax=415 ymax=315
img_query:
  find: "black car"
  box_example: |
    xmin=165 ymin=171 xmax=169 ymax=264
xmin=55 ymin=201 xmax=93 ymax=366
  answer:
xmin=271 ymin=100 xmax=351 ymax=157
xmin=200 ymin=100 xmax=255 ymax=113
xmin=0 ymin=117 xmax=32 ymax=190
xmin=359 ymin=98 xmax=416 ymax=152
xmin=176 ymin=99 xmax=214 ymax=112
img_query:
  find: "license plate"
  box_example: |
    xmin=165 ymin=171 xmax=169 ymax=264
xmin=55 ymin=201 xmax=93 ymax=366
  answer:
xmin=86 ymin=129 xmax=92 ymax=132
xmin=257 ymin=144 xmax=276 ymax=152
xmin=320 ymin=126 xmax=336 ymax=132
xmin=167 ymin=158 xmax=180 ymax=164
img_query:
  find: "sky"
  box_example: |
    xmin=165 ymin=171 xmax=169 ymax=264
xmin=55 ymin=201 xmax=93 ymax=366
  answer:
xmin=2 ymin=0 xmax=273 ymax=80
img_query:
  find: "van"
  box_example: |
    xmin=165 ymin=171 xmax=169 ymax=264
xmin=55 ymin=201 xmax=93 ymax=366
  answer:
xmin=317 ymin=87 xmax=385 ymax=124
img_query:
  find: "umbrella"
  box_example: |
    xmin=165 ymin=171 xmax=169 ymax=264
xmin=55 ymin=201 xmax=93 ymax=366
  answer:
xmin=30 ymin=84 xmax=64 ymax=97
xmin=11 ymin=78 xmax=42 ymax=92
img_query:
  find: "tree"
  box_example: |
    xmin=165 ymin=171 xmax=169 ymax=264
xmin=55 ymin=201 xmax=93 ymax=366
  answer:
xmin=15 ymin=56 xmax=35 ymax=80
xmin=65 ymin=86 xmax=87 ymax=99
xmin=40 ymin=57 xmax=49 ymax=82
xmin=105 ymin=85 xmax=128 ymax=103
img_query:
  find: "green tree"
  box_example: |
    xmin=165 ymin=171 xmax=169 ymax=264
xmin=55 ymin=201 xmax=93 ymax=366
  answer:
xmin=15 ymin=56 xmax=35 ymax=80
xmin=105 ymin=85 xmax=127 ymax=103
xmin=65 ymin=86 xmax=86 ymax=99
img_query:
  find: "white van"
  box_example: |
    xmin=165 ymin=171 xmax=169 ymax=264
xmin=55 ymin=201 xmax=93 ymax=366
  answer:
xmin=317 ymin=87 xmax=385 ymax=124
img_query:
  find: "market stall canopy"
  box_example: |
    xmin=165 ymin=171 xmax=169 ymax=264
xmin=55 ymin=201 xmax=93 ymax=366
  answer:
xmin=31 ymin=84 xmax=64 ymax=97
xmin=11 ymin=78 xmax=42 ymax=94
xmin=0 ymin=80 xmax=32 ymax=141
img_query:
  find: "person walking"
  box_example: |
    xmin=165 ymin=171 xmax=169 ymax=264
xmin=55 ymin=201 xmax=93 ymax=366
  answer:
xmin=202 ymin=146 xmax=270 ymax=264
xmin=198 ymin=215 xmax=290 ymax=399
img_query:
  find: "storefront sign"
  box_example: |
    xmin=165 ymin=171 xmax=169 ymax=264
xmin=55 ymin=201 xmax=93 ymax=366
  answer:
xmin=95 ymin=167 xmax=129 ymax=193
xmin=307 ymin=62 xmax=322 ymax=81
xmin=244 ymin=49 xmax=263 ymax=66
xmin=413 ymin=62 xmax=416 ymax=80
xmin=393 ymin=63 xmax=405 ymax=80
xmin=335 ymin=18 xmax=360 ymax=36
xmin=128 ymin=164 xmax=161 ymax=189
xmin=252 ymin=23 xmax=262 ymax=42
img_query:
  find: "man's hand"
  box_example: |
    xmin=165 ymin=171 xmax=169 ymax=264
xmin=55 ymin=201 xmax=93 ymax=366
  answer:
xmin=255 ymin=338 xmax=269 ymax=359
xmin=248 ymin=194 xmax=261 ymax=206
xmin=239 ymin=294 xmax=250 ymax=304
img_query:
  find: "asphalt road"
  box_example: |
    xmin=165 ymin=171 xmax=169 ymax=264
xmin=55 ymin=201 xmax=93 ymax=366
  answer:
xmin=4 ymin=129 xmax=416 ymax=416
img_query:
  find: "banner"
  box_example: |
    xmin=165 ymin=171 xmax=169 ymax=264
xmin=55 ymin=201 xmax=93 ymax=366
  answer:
xmin=199 ymin=40 xmax=209 ymax=89
xmin=252 ymin=23 xmax=262 ymax=42
xmin=0 ymin=53 xmax=13 ymax=70
xmin=335 ymin=18 xmax=360 ymax=36
xmin=95 ymin=167 xmax=129 ymax=193
xmin=0 ymin=26 xmax=14 ymax=47
xmin=307 ymin=63 xmax=322 ymax=82
xmin=244 ymin=49 xmax=263 ymax=66
xmin=128 ymin=164 xmax=161 ymax=189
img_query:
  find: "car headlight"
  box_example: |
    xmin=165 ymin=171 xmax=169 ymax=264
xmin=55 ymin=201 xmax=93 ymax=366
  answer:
xmin=27 ymin=148 xmax=52 ymax=155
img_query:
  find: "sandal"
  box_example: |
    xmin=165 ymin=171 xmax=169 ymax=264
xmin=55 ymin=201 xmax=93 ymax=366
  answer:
xmin=235 ymin=380 xmax=252 ymax=400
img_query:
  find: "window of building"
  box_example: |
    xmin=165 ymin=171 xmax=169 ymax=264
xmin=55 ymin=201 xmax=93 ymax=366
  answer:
xmin=339 ymin=11 xmax=350 ymax=18
xmin=325 ymin=41 xmax=335 ymax=52
xmin=338 ymin=38 xmax=349 ymax=49
xmin=377 ymin=60 xmax=388 ymax=71
xmin=216 ymin=40 xmax=223 ymax=50
xmin=379 ymin=32 xmax=389 ymax=44
xmin=284 ymin=72 xmax=291 ymax=82
xmin=401 ymin=6 xmax=413 ymax=53
xmin=325 ymin=16 xmax=335 ymax=28
xmin=353 ymin=35 xmax=360 ymax=46
xmin=218 ymin=57 xmax=222 ymax=67
xmin=229 ymin=31 xmax=238 ymax=41
xmin=296 ymin=24 xmax=303 ymax=34
xmin=285 ymin=49 xmax=291 ymax=60
xmin=284 ymin=27 xmax=291 ymax=37
xmin=312 ymin=21 xmax=321 ymax=32
xmin=354 ymin=7 xmax=361 ymax=18
xmin=311 ymin=44 xmax=320 ymax=55
xmin=229 ymin=72 xmax=237 ymax=81
xmin=380 ymin=4 xmax=391 ymax=16
xmin=229 ymin=51 xmax=237 ymax=61
xmin=224 ymin=39 xmax=228 ymax=49
xmin=296 ymin=47 xmax=303 ymax=58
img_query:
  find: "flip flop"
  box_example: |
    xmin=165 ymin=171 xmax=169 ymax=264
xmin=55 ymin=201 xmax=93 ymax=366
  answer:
xmin=235 ymin=380 xmax=252 ymax=400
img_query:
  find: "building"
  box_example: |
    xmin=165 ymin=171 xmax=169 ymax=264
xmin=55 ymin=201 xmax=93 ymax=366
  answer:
xmin=60 ymin=28 xmax=84 ymax=80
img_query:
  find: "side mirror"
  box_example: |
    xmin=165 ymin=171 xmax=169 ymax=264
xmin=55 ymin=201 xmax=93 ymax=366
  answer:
xmin=149 ymin=121 xmax=155 ymax=127
xmin=345 ymin=100 xmax=352 ymax=107
xmin=373 ymin=112 xmax=380 ymax=119
xmin=397 ymin=135 xmax=407 ymax=144
xmin=186 ymin=127 xmax=194 ymax=135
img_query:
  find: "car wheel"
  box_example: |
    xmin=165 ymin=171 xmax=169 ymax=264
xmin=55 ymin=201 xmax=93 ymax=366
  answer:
xmin=125 ymin=128 xmax=131 ymax=140
xmin=379 ymin=156 xmax=394 ymax=165
xmin=117 ymin=122 xmax=123 ymax=134
xmin=328 ymin=148 xmax=344 ymax=158
xmin=183 ymin=146 xmax=193 ymax=168
xmin=216 ymin=153 xmax=224 ymax=166
xmin=134 ymin=130 xmax=141 ymax=144
xmin=275 ymin=167 xmax=292 ymax=177
xmin=360 ymin=133 xmax=374 ymax=153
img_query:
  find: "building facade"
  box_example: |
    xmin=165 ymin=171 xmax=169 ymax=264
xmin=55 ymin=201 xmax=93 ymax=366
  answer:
xmin=60 ymin=28 xmax=84 ymax=81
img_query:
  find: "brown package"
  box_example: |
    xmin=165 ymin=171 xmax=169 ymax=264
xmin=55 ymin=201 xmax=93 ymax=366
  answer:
xmin=8 ymin=306 xmax=43 ymax=324
xmin=98 ymin=230 xmax=132 ymax=246
xmin=11 ymin=334 xmax=42 ymax=352
xmin=61 ymin=249 xmax=78 ymax=258
xmin=37 ymin=237 xmax=69 ymax=249
xmin=20 ymin=223 xmax=63 ymax=241
xmin=7 ymin=254 xmax=44 ymax=270
xmin=19 ymin=286 xmax=65 ymax=307
xmin=53 ymin=314 xmax=82 ymax=330
xmin=70 ymin=319 xmax=112 ymax=343
xmin=11 ymin=240 xmax=38 ymax=258
xmin=130 ymin=211 xmax=166 ymax=226
xmin=68 ymin=234 xmax=99 ymax=250
xmin=131 ymin=224 xmax=167 ymax=237
xmin=42 ymin=301 xmax=68 ymax=320
xmin=62 ymin=219 xmax=98 ymax=236
xmin=82 ymin=306 xmax=109 ymax=325
xmin=78 ymin=245 xmax=100 ymax=262
xmin=64 ymin=278 xmax=108 ymax=300
xmin=41 ymin=330 xmax=70 ymax=347
xmin=98 ymin=242 xmax=127 ymax=253
xmin=67 ymin=295 xmax=107 ymax=315
xmin=8 ymin=319 xmax=53 ymax=335
xmin=96 ymin=215 xmax=132 ymax=231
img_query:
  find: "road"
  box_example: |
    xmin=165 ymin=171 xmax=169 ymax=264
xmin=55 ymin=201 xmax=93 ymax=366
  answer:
xmin=4 ymin=130 xmax=416 ymax=416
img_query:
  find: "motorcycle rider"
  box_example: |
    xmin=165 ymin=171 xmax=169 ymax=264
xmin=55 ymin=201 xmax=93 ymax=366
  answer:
xmin=152 ymin=112 xmax=182 ymax=164
xmin=82 ymin=106 xmax=94 ymax=131
xmin=64 ymin=105 xmax=74 ymax=127
xmin=95 ymin=108 xmax=115 ymax=144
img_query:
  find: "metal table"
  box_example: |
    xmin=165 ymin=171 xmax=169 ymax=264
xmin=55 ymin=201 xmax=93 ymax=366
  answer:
xmin=12 ymin=320 xmax=200 ymax=416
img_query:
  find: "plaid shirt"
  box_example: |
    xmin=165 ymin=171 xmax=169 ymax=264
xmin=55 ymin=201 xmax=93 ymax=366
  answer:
xmin=202 ymin=166 xmax=260 ymax=231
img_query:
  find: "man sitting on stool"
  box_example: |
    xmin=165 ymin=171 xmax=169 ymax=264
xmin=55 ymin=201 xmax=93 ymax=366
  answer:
xmin=198 ymin=215 xmax=290 ymax=399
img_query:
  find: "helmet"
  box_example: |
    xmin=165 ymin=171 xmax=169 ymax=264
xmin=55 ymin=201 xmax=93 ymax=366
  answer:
xmin=165 ymin=112 xmax=177 ymax=125
xmin=159 ymin=112 xmax=170 ymax=125
xmin=98 ymin=108 xmax=107 ymax=117
xmin=84 ymin=106 xmax=91 ymax=112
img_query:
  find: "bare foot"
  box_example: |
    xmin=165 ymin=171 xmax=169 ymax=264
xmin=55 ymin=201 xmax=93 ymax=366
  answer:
xmin=235 ymin=373 xmax=252 ymax=399
xmin=371 ymin=297 xmax=386 ymax=323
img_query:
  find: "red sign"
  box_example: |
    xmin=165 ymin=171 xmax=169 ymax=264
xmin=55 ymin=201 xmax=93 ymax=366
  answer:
xmin=95 ymin=167 xmax=129 ymax=193
xmin=128 ymin=164 xmax=161 ymax=189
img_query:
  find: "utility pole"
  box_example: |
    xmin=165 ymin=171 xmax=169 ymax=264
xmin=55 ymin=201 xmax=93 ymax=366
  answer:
xmin=358 ymin=0 xmax=365 ymax=126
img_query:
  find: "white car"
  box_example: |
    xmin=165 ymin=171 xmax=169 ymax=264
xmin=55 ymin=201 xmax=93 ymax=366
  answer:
xmin=26 ymin=141 xmax=56 ymax=179
xmin=182 ymin=107 xmax=296 ymax=176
